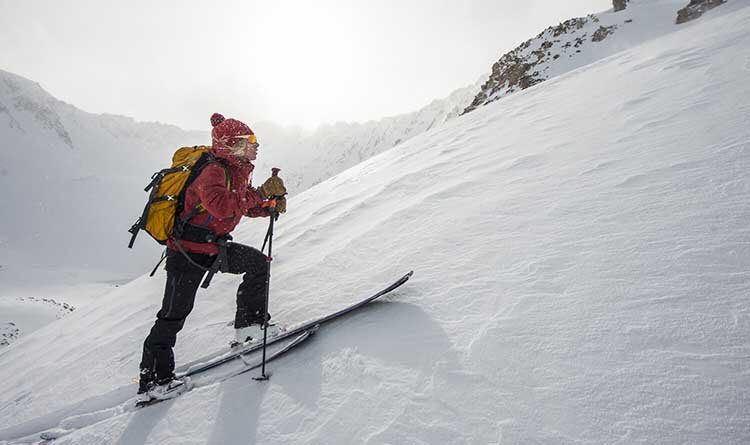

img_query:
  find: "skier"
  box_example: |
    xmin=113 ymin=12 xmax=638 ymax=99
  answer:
xmin=138 ymin=113 xmax=287 ymax=399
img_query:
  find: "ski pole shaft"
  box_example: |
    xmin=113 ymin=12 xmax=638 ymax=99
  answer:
xmin=256 ymin=205 xmax=276 ymax=380
xmin=261 ymin=222 xmax=271 ymax=253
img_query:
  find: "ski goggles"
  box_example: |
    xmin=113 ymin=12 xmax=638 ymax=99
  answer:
xmin=231 ymin=134 xmax=258 ymax=149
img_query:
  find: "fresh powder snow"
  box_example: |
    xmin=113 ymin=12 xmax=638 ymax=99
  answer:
xmin=1 ymin=1 xmax=750 ymax=444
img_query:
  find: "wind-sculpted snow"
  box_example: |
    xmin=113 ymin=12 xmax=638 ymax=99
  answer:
xmin=1 ymin=3 xmax=750 ymax=443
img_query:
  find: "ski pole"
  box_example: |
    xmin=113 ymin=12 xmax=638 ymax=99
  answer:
xmin=260 ymin=215 xmax=272 ymax=253
xmin=255 ymin=201 xmax=276 ymax=381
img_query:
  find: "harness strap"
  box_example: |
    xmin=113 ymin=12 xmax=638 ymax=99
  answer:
xmin=170 ymin=236 xmax=231 ymax=289
xmin=171 ymin=238 xmax=211 ymax=272
xmin=201 ymin=238 xmax=229 ymax=289
xmin=149 ymin=249 xmax=168 ymax=277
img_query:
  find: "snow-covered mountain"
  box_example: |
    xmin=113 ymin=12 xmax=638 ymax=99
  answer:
xmin=0 ymin=70 xmax=476 ymax=292
xmin=0 ymin=67 xmax=476 ymax=350
xmin=463 ymin=0 xmax=730 ymax=114
xmin=255 ymin=82 xmax=481 ymax=193
xmin=0 ymin=69 xmax=207 ymax=284
xmin=1 ymin=1 xmax=748 ymax=443
xmin=1 ymin=0 xmax=730 ymax=294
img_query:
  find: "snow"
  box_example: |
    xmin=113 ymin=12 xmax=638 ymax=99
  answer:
xmin=0 ymin=69 xmax=207 ymax=282
xmin=2 ymin=0 xmax=750 ymax=443
xmin=255 ymin=80 xmax=482 ymax=194
xmin=0 ymin=67 xmax=477 ymax=288
xmin=0 ymin=60 xmax=477 ymax=349
xmin=465 ymin=0 xmax=736 ymax=113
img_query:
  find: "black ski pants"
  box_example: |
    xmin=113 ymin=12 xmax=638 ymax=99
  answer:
xmin=139 ymin=243 xmax=269 ymax=380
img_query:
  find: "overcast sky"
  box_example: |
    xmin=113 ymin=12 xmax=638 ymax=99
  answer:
xmin=0 ymin=0 xmax=612 ymax=131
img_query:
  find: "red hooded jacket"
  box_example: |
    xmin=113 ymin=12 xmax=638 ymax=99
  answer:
xmin=166 ymin=143 xmax=269 ymax=256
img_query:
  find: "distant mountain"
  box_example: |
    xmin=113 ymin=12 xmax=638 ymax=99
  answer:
xmin=0 ymin=69 xmax=480 ymax=284
xmin=264 ymin=0 xmax=732 ymax=195
xmin=463 ymin=0 xmax=729 ymax=114
xmin=0 ymin=1 xmax=731 ymax=287
xmin=253 ymin=81 xmax=481 ymax=193
xmin=0 ymin=69 xmax=207 ymax=282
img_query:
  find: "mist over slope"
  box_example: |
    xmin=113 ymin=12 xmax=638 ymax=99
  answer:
xmin=0 ymin=71 xmax=477 ymax=289
xmin=0 ymin=66 xmax=476 ymax=351
xmin=0 ymin=69 xmax=206 ymax=283
xmin=1 ymin=2 xmax=749 ymax=443
xmin=254 ymin=82 xmax=481 ymax=193
xmin=1 ymin=1 xmax=732 ymax=291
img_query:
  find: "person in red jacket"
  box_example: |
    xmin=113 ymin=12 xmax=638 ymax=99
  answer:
xmin=138 ymin=113 xmax=287 ymax=398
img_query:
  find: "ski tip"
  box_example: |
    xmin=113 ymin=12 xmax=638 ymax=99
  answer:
xmin=405 ymin=270 xmax=414 ymax=278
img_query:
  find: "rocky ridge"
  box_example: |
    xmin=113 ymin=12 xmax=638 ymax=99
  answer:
xmin=677 ymin=0 xmax=727 ymax=24
xmin=462 ymin=0 xmax=729 ymax=114
xmin=0 ymin=297 xmax=75 ymax=348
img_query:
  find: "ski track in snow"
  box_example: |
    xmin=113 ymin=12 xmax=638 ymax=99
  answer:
xmin=2 ymin=2 xmax=750 ymax=444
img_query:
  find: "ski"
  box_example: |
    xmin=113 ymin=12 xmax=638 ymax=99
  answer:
xmin=27 ymin=272 xmax=414 ymax=440
xmin=135 ymin=326 xmax=317 ymax=409
xmin=34 ymin=329 xmax=318 ymax=442
xmin=178 ymin=270 xmax=413 ymax=378
xmin=229 ymin=324 xmax=318 ymax=380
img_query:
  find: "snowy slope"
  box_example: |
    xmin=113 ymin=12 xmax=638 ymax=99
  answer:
xmin=0 ymin=70 xmax=477 ymax=286
xmin=0 ymin=67 xmax=475 ymax=349
xmin=2 ymin=2 xmax=750 ymax=443
xmin=0 ymin=0 xmax=727 ymax=293
xmin=0 ymin=297 xmax=74 ymax=347
xmin=0 ymin=71 xmax=210 ymax=348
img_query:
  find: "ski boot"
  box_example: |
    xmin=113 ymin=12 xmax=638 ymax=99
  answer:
xmin=148 ymin=375 xmax=192 ymax=401
xmin=135 ymin=373 xmax=192 ymax=407
xmin=229 ymin=315 xmax=285 ymax=348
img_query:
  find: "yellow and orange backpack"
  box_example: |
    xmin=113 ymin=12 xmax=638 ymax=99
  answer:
xmin=128 ymin=145 xmax=217 ymax=248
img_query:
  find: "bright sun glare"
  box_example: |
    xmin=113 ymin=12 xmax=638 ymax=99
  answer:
xmin=247 ymin=3 xmax=360 ymax=127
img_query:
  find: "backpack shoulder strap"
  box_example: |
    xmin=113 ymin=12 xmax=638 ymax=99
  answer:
xmin=175 ymin=154 xmax=233 ymax=230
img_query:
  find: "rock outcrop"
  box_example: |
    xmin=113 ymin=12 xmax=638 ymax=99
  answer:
xmin=592 ymin=25 xmax=618 ymax=42
xmin=613 ymin=0 xmax=629 ymax=12
xmin=463 ymin=15 xmax=609 ymax=115
xmin=676 ymin=0 xmax=726 ymax=24
xmin=463 ymin=0 xmax=731 ymax=116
